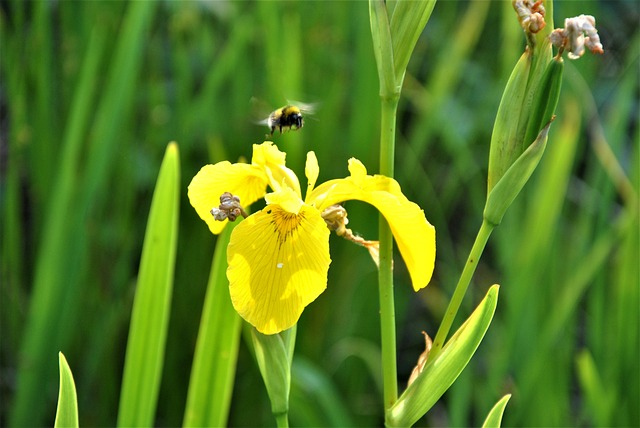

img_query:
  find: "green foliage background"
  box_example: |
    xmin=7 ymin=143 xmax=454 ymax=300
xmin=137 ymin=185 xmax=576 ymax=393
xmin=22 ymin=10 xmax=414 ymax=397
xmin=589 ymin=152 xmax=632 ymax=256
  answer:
xmin=1 ymin=0 xmax=638 ymax=426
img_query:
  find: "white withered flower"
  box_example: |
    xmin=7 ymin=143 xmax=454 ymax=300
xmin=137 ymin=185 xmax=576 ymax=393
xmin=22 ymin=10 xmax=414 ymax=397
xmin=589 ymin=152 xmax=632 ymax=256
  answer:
xmin=550 ymin=14 xmax=604 ymax=60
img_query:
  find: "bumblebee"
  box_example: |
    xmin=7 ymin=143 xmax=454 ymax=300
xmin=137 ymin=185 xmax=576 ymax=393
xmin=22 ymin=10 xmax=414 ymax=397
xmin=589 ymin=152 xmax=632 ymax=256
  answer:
xmin=262 ymin=102 xmax=315 ymax=137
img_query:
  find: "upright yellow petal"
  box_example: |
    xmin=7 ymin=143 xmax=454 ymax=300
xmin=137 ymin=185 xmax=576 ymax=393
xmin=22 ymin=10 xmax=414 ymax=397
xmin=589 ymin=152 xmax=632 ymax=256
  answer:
xmin=252 ymin=142 xmax=301 ymax=196
xmin=188 ymin=162 xmax=268 ymax=234
xmin=227 ymin=204 xmax=331 ymax=334
xmin=309 ymin=159 xmax=435 ymax=291
xmin=265 ymin=187 xmax=304 ymax=215
xmin=305 ymin=151 xmax=320 ymax=198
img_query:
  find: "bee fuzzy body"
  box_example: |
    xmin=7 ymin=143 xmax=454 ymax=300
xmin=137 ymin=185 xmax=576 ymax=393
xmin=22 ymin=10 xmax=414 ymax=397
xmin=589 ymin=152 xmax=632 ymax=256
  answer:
xmin=267 ymin=105 xmax=304 ymax=136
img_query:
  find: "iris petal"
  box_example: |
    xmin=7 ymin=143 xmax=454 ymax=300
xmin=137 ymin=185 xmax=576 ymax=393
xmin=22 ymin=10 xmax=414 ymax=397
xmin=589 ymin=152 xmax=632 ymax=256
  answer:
xmin=227 ymin=204 xmax=331 ymax=334
xmin=252 ymin=142 xmax=301 ymax=196
xmin=188 ymin=162 xmax=268 ymax=234
xmin=308 ymin=159 xmax=435 ymax=291
xmin=305 ymin=151 xmax=320 ymax=198
xmin=265 ymin=187 xmax=304 ymax=214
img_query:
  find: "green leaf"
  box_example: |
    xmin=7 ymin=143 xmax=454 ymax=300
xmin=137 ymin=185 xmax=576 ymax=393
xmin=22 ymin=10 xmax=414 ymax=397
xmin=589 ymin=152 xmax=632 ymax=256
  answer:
xmin=390 ymin=0 xmax=436 ymax=85
xmin=117 ymin=143 xmax=180 ymax=427
xmin=576 ymin=350 xmax=615 ymax=426
xmin=290 ymin=358 xmax=355 ymax=427
xmin=183 ymin=221 xmax=242 ymax=427
xmin=386 ymin=285 xmax=499 ymax=427
xmin=481 ymin=394 xmax=511 ymax=428
xmin=9 ymin=24 xmax=108 ymax=427
xmin=11 ymin=3 xmax=157 ymax=425
xmin=369 ymin=0 xmax=396 ymax=97
xmin=54 ymin=352 xmax=79 ymax=428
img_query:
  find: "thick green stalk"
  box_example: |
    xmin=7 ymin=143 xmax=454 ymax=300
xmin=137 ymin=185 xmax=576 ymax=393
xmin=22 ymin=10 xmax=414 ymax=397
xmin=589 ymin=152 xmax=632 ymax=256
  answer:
xmin=379 ymin=95 xmax=400 ymax=408
xmin=430 ymin=220 xmax=495 ymax=359
xmin=275 ymin=412 xmax=289 ymax=428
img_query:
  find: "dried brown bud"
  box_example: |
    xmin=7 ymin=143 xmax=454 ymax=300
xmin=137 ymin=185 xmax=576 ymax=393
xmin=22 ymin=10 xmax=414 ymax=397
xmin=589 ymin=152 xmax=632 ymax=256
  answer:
xmin=321 ymin=204 xmax=381 ymax=267
xmin=513 ymin=0 xmax=546 ymax=34
xmin=321 ymin=204 xmax=349 ymax=236
xmin=210 ymin=192 xmax=248 ymax=222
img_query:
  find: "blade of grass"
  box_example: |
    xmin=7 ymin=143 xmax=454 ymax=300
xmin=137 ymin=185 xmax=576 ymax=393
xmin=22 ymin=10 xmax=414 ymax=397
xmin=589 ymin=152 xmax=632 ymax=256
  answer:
xmin=389 ymin=0 xmax=436 ymax=84
xmin=54 ymin=352 xmax=79 ymax=428
xmin=481 ymin=394 xmax=511 ymax=428
xmin=405 ymin=0 xmax=490 ymax=176
xmin=117 ymin=143 xmax=180 ymax=427
xmin=183 ymin=221 xmax=242 ymax=428
xmin=81 ymin=1 xmax=157 ymax=202
xmin=289 ymin=358 xmax=354 ymax=427
xmin=9 ymin=25 xmax=108 ymax=426
xmin=11 ymin=2 xmax=156 ymax=424
xmin=1 ymin=0 xmax=29 ymax=331
xmin=515 ymin=208 xmax=636 ymax=414
xmin=30 ymin=0 xmax=56 ymax=210
xmin=610 ymin=139 xmax=639 ymax=426
xmin=576 ymin=350 xmax=614 ymax=426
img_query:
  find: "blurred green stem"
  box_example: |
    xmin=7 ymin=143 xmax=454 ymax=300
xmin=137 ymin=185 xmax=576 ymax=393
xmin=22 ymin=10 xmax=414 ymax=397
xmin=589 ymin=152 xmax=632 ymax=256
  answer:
xmin=379 ymin=95 xmax=400 ymax=408
xmin=430 ymin=219 xmax=495 ymax=359
xmin=275 ymin=413 xmax=289 ymax=428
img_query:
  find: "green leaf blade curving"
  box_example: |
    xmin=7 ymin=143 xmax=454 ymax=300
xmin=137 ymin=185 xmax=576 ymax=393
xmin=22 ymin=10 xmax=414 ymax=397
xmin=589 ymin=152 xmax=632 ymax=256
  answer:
xmin=386 ymin=285 xmax=499 ymax=427
xmin=481 ymin=394 xmax=512 ymax=428
xmin=54 ymin=352 xmax=79 ymax=428
xmin=116 ymin=143 xmax=180 ymax=427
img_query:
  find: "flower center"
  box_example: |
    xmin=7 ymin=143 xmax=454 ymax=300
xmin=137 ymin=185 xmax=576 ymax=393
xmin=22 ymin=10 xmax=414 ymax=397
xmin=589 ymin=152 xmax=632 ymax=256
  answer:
xmin=267 ymin=205 xmax=305 ymax=244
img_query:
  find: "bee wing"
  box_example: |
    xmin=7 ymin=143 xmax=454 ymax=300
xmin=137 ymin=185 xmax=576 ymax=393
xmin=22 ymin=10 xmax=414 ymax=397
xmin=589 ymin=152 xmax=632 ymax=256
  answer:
xmin=286 ymin=100 xmax=318 ymax=114
xmin=255 ymin=116 xmax=271 ymax=126
xmin=250 ymin=97 xmax=275 ymax=125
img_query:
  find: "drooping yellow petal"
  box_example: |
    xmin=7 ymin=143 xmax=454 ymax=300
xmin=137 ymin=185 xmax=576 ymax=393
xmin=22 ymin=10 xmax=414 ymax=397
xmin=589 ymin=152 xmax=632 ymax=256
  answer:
xmin=227 ymin=204 xmax=331 ymax=335
xmin=188 ymin=162 xmax=268 ymax=234
xmin=308 ymin=158 xmax=435 ymax=291
xmin=252 ymin=142 xmax=301 ymax=197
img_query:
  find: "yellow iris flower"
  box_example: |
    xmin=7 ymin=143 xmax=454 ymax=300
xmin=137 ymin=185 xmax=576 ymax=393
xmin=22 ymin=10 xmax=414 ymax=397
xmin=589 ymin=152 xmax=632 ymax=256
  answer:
xmin=188 ymin=142 xmax=436 ymax=334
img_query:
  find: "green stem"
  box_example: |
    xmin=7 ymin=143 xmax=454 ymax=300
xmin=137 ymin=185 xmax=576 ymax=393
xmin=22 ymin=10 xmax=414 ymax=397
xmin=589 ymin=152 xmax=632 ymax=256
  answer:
xmin=379 ymin=95 xmax=400 ymax=408
xmin=430 ymin=219 xmax=495 ymax=360
xmin=275 ymin=412 xmax=289 ymax=428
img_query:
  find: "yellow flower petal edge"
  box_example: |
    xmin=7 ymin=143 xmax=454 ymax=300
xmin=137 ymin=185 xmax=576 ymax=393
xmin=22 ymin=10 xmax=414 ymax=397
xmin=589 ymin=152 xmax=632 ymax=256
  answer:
xmin=309 ymin=159 xmax=436 ymax=291
xmin=227 ymin=204 xmax=331 ymax=334
xmin=187 ymin=162 xmax=268 ymax=234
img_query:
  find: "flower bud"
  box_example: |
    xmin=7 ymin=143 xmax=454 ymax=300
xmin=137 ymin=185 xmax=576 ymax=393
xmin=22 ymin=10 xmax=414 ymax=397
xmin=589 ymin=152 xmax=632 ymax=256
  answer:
xmin=484 ymin=119 xmax=553 ymax=226
xmin=487 ymin=52 xmax=532 ymax=193
xmin=486 ymin=11 xmax=565 ymax=224
xmin=522 ymin=56 xmax=564 ymax=153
